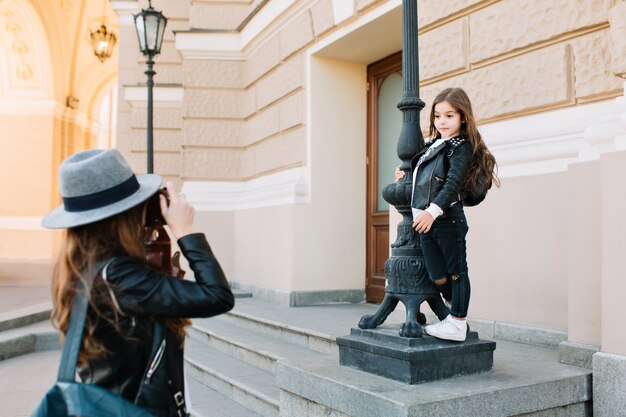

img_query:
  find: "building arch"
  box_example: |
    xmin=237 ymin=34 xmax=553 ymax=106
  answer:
xmin=0 ymin=0 xmax=55 ymax=100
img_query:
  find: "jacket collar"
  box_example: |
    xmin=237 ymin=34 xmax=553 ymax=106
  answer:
xmin=411 ymin=135 xmax=466 ymax=168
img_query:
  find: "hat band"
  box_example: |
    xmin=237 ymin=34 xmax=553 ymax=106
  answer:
xmin=63 ymin=175 xmax=141 ymax=212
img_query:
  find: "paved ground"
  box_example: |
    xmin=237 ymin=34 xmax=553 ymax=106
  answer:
xmin=0 ymin=285 xmax=591 ymax=416
xmin=0 ymin=350 xmax=59 ymax=417
xmin=0 ymin=285 xmax=50 ymax=315
xmin=0 ymin=273 xmax=57 ymax=416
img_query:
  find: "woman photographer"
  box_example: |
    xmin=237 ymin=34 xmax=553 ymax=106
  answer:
xmin=42 ymin=148 xmax=234 ymax=416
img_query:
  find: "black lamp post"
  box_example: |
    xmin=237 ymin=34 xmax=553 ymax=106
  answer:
xmin=358 ymin=0 xmax=449 ymax=337
xmin=340 ymin=2 xmax=496 ymax=383
xmin=134 ymin=0 xmax=167 ymax=174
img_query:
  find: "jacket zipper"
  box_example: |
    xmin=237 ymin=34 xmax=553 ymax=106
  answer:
xmin=427 ymin=154 xmax=441 ymax=204
xmin=145 ymin=339 xmax=166 ymax=383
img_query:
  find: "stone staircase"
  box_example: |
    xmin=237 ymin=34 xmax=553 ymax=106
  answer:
xmin=184 ymin=300 xmax=342 ymax=417
xmin=184 ymin=298 xmax=593 ymax=417
xmin=0 ymin=292 xmax=594 ymax=417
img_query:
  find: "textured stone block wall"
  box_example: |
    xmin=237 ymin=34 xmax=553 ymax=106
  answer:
xmin=414 ymin=0 xmax=623 ymax=131
xmin=136 ymin=0 xmax=624 ymax=182
xmin=180 ymin=3 xmax=314 ymax=181
xmin=189 ymin=0 xmax=265 ymax=31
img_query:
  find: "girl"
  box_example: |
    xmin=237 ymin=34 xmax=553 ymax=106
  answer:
xmin=42 ymin=148 xmax=235 ymax=416
xmin=397 ymin=87 xmax=499 ymax=342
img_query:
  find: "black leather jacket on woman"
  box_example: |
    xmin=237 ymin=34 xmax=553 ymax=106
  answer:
xmin=411 ymin=136 xmax=472 ymax=216
xmin=78 ymin=233 xmax=234 ymax=416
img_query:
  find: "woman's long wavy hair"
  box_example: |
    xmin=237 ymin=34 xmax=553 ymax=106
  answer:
xmin=51 ymin=201 xmax=190 ymax=363
xmin=428 ymin=87 xmax=500 ymax=192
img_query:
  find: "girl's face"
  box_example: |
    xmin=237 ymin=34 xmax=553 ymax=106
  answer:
xmin=433 ymin=100 xmax=462 ymax=139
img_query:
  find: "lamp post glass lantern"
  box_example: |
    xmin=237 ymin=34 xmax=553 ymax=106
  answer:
xmin=134 ymin=0 xmax=167 ymax=174
xmin=134 ymin=1 xmax=167 ymax=57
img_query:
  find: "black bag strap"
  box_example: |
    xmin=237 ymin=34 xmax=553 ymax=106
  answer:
xmin=57 ymin=259 xmax=111 ymax=382
xmin=56 ymin=259 xmax=165 ymax=385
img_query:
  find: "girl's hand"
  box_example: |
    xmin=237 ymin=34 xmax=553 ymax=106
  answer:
xmin=394 ymin=166 xmax=405 ymax=182
xmin=159 ymin=181 xmax=195 ymax=240
xmin=412 ymin=212 xmax=434 ymax=233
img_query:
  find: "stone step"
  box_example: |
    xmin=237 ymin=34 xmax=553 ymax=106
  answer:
xmin=232 ymin=289 xmax=253 ymax=299
xmin=217 ymin=309 xmax=338 ymax=356
xmin=0 ymin=348 xmax=59 ymax=416
xmin=0 ymin=320 xmax=59 ymax=361
xmin=184 ymin=337 xmax=279 ymax=417
xmin=187 ymin=373 xmax=265 ymax=417
xmin=0 ymin=301 xmax=52 ymax=332
xmin=189 ymin=316 xmax=330 ymax=374
xmin=277 ymin=339 xmax=593 ymax=417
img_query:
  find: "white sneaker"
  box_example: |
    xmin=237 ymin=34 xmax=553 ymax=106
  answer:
xmin=425 ymin=315 xmax=467 ymax=342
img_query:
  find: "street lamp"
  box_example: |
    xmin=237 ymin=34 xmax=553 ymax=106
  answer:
xmin=134 ymin=0 xmax=167 ymax=174
xmin=358 ymin=0 xmax=448 ymax=337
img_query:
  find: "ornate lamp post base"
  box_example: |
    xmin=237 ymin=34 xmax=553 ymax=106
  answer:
xmin=337 ymin=327 xmax=496 ymax=384
xmin=359 ymin=250 xmax=450 ymax=338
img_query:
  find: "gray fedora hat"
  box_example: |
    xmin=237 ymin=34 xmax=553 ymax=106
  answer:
xmin=42 ymin=149 xmax=162 ymax=229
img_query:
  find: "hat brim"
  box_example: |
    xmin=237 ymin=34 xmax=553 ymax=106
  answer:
xmin=42 ymin=174 xmax=162 ymax=229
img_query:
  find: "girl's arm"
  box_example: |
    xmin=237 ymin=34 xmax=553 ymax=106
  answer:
xmin=394 ymin=166 xmax=404 ymax=182
xmin=432 ymin=143 xmax=472 ymax=210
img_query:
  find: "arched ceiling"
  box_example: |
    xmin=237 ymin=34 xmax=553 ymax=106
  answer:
xmin=0 ymin=0 xmax=118 ymax=119
xmin=0 ymin=0 xmax=54 ymax=98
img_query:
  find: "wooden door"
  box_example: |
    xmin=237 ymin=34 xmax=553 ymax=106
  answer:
xmin=366 ymin=52 xmax=402 ymax=303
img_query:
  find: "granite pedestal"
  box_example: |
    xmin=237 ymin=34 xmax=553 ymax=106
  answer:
xmin=337 ymin=327 xmax=496 ymax=384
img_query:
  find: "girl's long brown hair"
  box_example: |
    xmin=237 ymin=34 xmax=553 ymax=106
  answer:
xmin=51 ymin=202 xmax=190 ymax=363
xmin=428 ymin=87 xmax=500 ymax=193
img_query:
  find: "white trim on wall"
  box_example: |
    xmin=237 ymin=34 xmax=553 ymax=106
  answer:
xmin=0 ymin=98 xmax=60 ymax=115
xmin=0 ymin=216 xmax=44 ymax=230
xmin=110 ymin=0 xmax=140 ymax=25
xmin=175 ymin=0 xmax=316 ymax=60
xmin=183 ymin=167 xmax=310 ymax=211
xmin=483 ymin=90 xmax=626 ymax=178
xmin=124 ymin=86 xmax=184 ymax=108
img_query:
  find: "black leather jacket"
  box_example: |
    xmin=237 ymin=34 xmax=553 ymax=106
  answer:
xmin=78 ymin=233 xmax=234 ymax=416
xmin=411 ymin=136 xmax=472 ymax=215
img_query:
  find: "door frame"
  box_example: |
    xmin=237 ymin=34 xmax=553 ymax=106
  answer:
xmin=365 ymin=51 xmax=402 ymax=303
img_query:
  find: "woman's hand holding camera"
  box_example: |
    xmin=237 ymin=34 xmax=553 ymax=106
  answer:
xmin=159 ymin=181 xmax=195 ymax=240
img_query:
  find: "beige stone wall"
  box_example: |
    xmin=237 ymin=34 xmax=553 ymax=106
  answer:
xmin=0 ymin=114 xmax=56 ymax=216
xmin=115 ymin=0 xmax=626 ymax=335
xmin=179 ymin=16 xmax=310 ymax=182
xmin=137 ymin=0 xmax=626 ymax=184
xmin=189 ymin=0 xmax=265 ymax=31
xmin=417 ymin=0 xmax=623 ymax=130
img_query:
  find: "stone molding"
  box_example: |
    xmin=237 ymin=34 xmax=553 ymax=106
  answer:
xmin=175 ymin=0 xmax=308 ymax=61
xmin=0 ymin=216 xmax=44 ymax=231
xmin=229 ymin=280 xmax=365 ymax=307
xmin=110 ymin=0 xmax=140 ymax=25
xmin=124 ymin=85 xmax=184 ymax=108
xmin=0 ymin=98 xmax=61 ymax=115
xmin=182 ymin=166 xmax=309 ymax=211
xmin=481 ymin=92 xmax=626 ymax=178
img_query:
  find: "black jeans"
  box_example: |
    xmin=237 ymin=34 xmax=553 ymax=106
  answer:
xmin=419 ymin=210 xmax=471 ymax=318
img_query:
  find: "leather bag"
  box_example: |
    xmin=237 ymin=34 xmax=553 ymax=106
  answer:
xmin=31 ymin=263 xmax=165 ymax=417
